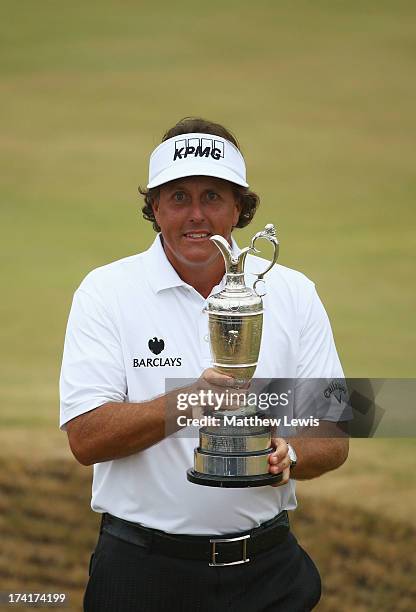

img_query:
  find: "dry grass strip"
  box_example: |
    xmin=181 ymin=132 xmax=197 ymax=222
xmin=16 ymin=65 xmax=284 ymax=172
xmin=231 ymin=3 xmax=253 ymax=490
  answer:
xmin=0 ymin=457 xmax=414 ymax=611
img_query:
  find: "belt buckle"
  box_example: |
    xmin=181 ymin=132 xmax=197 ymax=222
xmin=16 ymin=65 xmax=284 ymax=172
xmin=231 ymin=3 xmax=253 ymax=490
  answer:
xmin=209 ymin=534 xmax=250 ymax=567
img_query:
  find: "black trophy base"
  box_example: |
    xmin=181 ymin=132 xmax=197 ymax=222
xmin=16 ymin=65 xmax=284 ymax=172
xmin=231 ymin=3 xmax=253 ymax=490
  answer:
xmin=187 ymin=469 xmax=283 ymax=488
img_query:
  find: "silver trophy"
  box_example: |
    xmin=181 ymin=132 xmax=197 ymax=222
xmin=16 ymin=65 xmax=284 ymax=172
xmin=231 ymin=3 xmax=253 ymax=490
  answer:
xmin=187 ymin=224 xmax=281 ymax=487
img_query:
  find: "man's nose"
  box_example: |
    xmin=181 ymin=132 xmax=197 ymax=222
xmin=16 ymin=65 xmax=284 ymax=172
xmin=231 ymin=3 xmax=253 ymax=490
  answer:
xmin=188 ymin=199 xmax=205 ymax=223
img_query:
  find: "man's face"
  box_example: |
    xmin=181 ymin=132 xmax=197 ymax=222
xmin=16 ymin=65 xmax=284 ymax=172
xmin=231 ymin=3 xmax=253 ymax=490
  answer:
xmin=152 ymin=176 xmax=241 ymax=272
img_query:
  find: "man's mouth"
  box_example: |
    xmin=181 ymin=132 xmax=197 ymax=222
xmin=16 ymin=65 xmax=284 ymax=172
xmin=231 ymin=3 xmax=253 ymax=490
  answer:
xmin=183 ymin=232 xmax=212 ymax=240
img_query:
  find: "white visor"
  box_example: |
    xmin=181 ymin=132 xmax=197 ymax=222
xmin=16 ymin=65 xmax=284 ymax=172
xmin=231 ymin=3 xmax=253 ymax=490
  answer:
xmin=147 ymin=132 xmax=248 ymax=189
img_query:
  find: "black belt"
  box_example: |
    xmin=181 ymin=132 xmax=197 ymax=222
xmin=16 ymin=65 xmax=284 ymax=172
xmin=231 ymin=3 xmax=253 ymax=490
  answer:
xmin=101 ymin=511 xmax=290 ymax=567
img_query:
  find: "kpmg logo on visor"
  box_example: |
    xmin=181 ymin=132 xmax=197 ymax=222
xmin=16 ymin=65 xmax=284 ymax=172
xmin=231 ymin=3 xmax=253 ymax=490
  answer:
xmin=173 ymin=137 xmax=225 ymax=162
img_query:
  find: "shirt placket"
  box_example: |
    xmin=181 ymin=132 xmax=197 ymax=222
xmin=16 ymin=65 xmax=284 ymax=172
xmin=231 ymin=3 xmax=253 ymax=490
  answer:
xmin=187 ymin=282 xmax=225 ymax=370
xmin=198 ymin=299 xmax=211 ymax=367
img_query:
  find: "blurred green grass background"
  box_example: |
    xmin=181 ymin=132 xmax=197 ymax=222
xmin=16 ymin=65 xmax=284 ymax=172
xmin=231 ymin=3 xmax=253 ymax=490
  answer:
xmin=2 ymin=2 xmax=415 ymax=426
xmin=1 ymin=1 xmax=415 ymax=609
xmin=2 ymin=2 xmax=415 ymax=432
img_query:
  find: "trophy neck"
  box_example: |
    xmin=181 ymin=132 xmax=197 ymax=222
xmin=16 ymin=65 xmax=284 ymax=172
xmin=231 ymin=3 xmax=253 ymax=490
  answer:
xmin=224 ymin=272 xmax=247 ymax=292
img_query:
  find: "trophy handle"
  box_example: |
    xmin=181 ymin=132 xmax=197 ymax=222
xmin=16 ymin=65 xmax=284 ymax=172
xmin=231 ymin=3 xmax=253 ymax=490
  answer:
xmin=249 ymin=224 xmax=279 ymax=297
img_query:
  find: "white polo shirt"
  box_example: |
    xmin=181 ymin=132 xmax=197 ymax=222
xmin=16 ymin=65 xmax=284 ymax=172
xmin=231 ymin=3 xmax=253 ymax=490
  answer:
xmin=60 ymin=235 xmax=344 ymax=535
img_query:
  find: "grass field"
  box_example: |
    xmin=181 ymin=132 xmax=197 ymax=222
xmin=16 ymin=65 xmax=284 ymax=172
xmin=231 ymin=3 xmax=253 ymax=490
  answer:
xmin=0 ymin=1 xmax=415 ymax=609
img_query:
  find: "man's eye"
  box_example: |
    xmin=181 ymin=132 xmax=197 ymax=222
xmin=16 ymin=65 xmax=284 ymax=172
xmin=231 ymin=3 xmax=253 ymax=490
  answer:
xmin=207 ymin=191 xmax=219 ymax=201
xmin=173 ymin=192 xmax=186 ymax=202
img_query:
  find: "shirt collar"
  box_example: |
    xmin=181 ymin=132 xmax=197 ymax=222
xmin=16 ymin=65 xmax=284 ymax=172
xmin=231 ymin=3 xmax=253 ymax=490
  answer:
xmin=144 ymin=234 xmax=241 ymax=295
xmin=144 ymin=235 xmax=188 ymax=294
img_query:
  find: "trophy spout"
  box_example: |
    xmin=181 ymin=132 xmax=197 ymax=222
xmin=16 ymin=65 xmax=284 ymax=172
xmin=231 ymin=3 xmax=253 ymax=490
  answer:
xmin=210 ymin=235 xmax=235 ymax=272
xmin=210 ymin=235 xmax=250 ymax=275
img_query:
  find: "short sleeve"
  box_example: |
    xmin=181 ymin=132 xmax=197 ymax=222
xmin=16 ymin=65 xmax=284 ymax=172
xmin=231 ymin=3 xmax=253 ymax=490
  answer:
xmin=294 ymin=288 xmax=352 ymax=422
xmin=296 ymin=287 xmax=343 ymax=379
xmin=59 ymin=288 xmax=127 ymax=430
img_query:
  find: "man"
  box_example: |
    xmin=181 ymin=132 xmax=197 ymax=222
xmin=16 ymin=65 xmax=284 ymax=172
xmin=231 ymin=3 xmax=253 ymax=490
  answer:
xmin=60 ymin=117 xmax=349 ymax=611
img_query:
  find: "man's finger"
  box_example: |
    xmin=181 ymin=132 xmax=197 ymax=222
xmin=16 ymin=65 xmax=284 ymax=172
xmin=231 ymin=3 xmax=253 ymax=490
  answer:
xmin=268 ymin=455 xmax=291 ymax=474
xmin=270 ymin=466 xmax=290 ymax=487
xmin=269 ymin=438 xmax=289 ymax=464
xmin=202 ymin=368 xmax=236 ymax=388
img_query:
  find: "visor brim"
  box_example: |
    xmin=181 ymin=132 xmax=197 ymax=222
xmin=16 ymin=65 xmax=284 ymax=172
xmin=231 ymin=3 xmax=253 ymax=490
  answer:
xmin=147 ymin=163 xmax=248 ymax=189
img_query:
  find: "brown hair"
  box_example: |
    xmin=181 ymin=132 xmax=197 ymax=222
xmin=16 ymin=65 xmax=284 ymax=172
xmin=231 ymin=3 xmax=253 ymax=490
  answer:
xmin=139 ymin=117 xmax=260 ymax=232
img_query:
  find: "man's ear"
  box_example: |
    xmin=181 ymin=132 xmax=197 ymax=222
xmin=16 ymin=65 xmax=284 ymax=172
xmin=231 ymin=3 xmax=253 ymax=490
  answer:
xmin=151 ymin=193 xmax=161 ymax=221
xmin=233 ymin=197 xmax=242 ymax=227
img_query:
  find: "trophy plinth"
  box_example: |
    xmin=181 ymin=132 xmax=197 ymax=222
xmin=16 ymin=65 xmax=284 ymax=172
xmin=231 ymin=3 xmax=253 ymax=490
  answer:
xmin=187 ymin=224 xmax=282 ymax=488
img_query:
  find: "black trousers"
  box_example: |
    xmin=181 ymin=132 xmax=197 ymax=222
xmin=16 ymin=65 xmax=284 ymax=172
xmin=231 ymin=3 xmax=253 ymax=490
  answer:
xmin=84 ymin=528 xmax=321 ymax=612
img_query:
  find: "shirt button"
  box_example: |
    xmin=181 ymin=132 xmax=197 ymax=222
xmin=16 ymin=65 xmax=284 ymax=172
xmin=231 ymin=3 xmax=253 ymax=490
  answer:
xmin=204 ymin=334 xmax=209 ymax=342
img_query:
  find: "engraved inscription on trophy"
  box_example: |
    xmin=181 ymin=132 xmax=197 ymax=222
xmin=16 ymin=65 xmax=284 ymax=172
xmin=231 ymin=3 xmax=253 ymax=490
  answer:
xmin=227 ymin=330 xmax=239 ymax=353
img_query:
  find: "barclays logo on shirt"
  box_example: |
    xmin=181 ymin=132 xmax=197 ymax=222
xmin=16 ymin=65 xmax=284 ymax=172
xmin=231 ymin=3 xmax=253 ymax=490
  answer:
xmin=133 ymin=338 xmax=182 ymax=368
xmin=148 ymin=337 xmax=165 ymax=355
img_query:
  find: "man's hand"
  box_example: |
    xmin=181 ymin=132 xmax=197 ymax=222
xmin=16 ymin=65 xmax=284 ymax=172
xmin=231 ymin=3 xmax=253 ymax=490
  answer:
xmin=267 ymin=424 xmax=349 ymax=482
xmin=268 ymin=437 xmax=291 ymax=487
xmin=199 ymin=368 xmax=236 ymax=389
xmin=189 ymin=368 xmax=247 ymax=418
